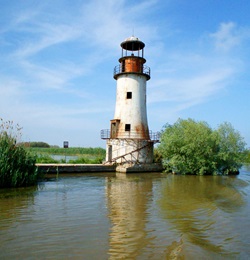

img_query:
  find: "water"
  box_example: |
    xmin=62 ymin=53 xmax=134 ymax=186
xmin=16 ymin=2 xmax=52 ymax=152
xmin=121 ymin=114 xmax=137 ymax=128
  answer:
xmin=0 ymin=168 xmax=250 ymax=259
xmin=51 ymin=154 xmax=78 ymax=162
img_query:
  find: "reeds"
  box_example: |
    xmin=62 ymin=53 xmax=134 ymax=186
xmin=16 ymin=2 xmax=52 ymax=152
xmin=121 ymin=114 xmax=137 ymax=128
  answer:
xmin=0 ymin=119 xmax=38 ymax=188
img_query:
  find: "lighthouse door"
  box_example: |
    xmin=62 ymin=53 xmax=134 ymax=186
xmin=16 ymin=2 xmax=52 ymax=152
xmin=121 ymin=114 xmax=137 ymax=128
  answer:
xmin=110 ymin=119 xmax=120 ymax=138
xmin=108 ymin=145 xmax=112 ymax=162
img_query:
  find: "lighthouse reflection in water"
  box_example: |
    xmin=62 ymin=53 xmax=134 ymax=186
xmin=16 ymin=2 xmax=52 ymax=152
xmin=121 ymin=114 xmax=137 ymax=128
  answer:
xmin=106 ymin=172 xmax=249 ymax=259
xmin=0 ymin=171 xmax=250 ymax=259
xmin=107 ymin=173 xmax=153 ymax=259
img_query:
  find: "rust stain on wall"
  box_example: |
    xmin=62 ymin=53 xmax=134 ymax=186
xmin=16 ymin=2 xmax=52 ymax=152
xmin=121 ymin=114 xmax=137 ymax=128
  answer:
xmin=135 ymin=124 xmax=149 ymax=139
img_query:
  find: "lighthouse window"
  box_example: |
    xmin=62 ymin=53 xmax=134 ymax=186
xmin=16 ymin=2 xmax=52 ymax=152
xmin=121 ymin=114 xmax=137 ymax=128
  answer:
xmin=125 ymin=124 xmax=131 ymax=131
xmin=127 ymin=92 xmax=132 ymax=99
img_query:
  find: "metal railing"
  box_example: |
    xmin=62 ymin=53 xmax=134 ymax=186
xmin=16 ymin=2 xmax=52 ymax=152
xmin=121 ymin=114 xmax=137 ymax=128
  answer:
xmin=113 ymin=64 xmax=150 ymax=78
xmin=150 ymin=131 xmax=161 ymax=142
xmin=100 ymin=129 xmax=110 ymax=139
xmin=100 ymin=129 xmax=160 ymax=142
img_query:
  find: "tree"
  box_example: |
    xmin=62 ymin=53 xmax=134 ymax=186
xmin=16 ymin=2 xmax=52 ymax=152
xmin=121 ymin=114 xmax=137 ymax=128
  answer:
xmin=245 ymin=149 xmax=250 ymax=164
xmin=158 ymin=118 xmax=246 ymax=175
xmin=215 ymin=122 xmax=246 ymax=174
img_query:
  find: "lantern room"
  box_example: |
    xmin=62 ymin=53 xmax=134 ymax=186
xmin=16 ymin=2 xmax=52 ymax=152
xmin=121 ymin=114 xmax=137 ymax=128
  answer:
xmin=114 ymin=36 xmax=150 ymax=80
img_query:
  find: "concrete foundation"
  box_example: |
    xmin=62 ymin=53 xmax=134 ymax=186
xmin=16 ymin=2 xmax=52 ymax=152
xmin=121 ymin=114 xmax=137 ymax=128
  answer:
xmin=36 ymin=163 xmax=163 ymax=174
xmin=116 ymin=163 xmax=163 ymax=173
xmin=36 ymin=164 xmax=116 ymax=174
xmin=106 ymin=139 xmax=154 ymax=164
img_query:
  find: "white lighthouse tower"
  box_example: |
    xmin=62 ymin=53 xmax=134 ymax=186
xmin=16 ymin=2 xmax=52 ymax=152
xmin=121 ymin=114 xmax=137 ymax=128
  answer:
xmin=101 ymin=36 xmax=161 ymax=172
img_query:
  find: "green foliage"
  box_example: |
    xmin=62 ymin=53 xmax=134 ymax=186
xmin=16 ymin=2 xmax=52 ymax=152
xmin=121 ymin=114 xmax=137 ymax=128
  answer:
xmin=35 ymin=154 xmax=103 ymax=164
xmin=19 ymin=142 xmax=50 ymax=148
xmin=35 ymin=154 xmax=59 ymax=163
xmin=30 ymin=142 xmax=50 ymax=148
xmin=215 ymin=122 xmax=246 ymax=174
xmin=0 ymin=119 xmax=38 ymax=188
xmin=31 ymin=147 xmax=105 ymax=164
xmin=68 ymin=156 xmax=103 ymax=164
xmin=244 ymin=149 xmax=250 ymax=164
xmin=27 ymin=147 xmax=105 ymax=156
xmin=158 ymin=118 xmax=246 ymax=175
xmin=153 ymin=147 xmax=163 ymax=163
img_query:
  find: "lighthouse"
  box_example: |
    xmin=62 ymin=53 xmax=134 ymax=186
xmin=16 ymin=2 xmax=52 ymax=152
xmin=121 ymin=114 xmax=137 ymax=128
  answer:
xmin=101 ymin=36 xmax=160 ymax=172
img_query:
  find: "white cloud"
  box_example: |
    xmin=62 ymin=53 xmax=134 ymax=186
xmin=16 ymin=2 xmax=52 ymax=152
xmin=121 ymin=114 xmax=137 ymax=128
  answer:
xmin=13 ymin=23 xmax=83 ymax=59
xmin=78 ymin=0 xmax=160 ymax=50
xmin=18 ymin=60 xmax=86 ymax=91
xmin=149 ymin=67 xmax=233 ymax=106
xmin=147 ymin=23 xmax=245 ymax=119
xmin=0 ymin=78 xmax=22 ymax=98
xmin=1 ymin=1 xmax=249 ymax=146
xmin=210 ymin=22 xmax=249 ymax=52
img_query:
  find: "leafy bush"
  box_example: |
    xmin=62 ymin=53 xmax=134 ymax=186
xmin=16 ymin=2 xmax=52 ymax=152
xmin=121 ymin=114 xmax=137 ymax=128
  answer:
xmin=0 ymin=119 xmax=38 ymax=188
xmin=30 ymin=142 xmax=50 ymax=148
xmin=19 ymin=142 xmax=50 ymax=148
xmin=215 ymin=122 xmax=246 ymax=174
xmin=158 ymin=118 xmax=246 ymax=175
xmin=153 ymin=147 xmax=163 ymax=163
xmin=245 ymin=149 xmax=250 ymax=164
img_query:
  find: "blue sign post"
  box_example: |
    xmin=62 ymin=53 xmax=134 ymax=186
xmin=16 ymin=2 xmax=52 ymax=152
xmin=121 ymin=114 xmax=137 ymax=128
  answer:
xmin=63 ymin=141 xmax=69 ymax=162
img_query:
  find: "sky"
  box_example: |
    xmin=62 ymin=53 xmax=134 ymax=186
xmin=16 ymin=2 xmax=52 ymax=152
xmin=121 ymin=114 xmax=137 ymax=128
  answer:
xmin=1 ymin=0 xmax=250 ymax=148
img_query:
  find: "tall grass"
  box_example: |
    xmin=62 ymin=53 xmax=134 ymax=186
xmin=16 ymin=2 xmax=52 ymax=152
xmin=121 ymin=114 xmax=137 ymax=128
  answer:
xmin=26 ymin=147 xmax=105 ymax=155
xmin=0 ymin=119 xmax=38 ymax=188
xmin=35 ymin=154 xmax=59 ymax=163
xmin=68 ymin=156 xmax=103 ymax=164
xmin=28 ymin=147 xmax=106 ymax=164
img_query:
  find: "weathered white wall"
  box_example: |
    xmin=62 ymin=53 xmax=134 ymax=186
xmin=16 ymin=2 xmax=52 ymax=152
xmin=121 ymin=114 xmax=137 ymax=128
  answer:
xmin=114 ymin=74 xmax=149 ymax=139
xmin=106 ymin=139 xmax=154 ymax=164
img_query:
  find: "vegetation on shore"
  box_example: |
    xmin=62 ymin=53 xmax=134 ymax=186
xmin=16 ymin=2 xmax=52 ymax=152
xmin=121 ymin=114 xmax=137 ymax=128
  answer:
xmin=0 ymin=119 xmax=38 ymax=188
xmin=245 ymin=150 xmax=250 ymax=164
xmin=158 ymin=118 xmax=247 ymax=175
xmin=25 ymin=146 xmax=106 ymax=164
xmin=1 ymin=116 xmax=249 ymax=189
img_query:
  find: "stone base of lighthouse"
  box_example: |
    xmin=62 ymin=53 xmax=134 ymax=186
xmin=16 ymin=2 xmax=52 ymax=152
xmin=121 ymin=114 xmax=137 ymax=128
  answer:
xmin=105 ymin=139 xmax=153 ymax=164
xmin=104 ymin=139 xmax=163 ymax=172
xmin=115 ymin=162 xmax=163 ymax=173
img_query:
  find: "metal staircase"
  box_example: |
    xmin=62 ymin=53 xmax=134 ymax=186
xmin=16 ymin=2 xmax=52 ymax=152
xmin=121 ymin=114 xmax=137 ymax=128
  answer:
xmin=103 ymin=142 xmax=152 ymax=165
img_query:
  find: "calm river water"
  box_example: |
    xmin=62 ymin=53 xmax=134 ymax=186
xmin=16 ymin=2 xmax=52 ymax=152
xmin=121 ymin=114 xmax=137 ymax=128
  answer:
xmin=1 ymin=167 xmax=250 ymax=259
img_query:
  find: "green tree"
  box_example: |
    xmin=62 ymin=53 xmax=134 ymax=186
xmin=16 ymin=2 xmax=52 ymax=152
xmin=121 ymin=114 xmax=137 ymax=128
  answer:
xmin=30 ymin=142 xmax=50 ymax=148
xmin=158 ymin=118 xmax=246 ymax=175
xmin=153 ymin=147 xmax=163 ymax=163
xmin=245 ymin=149 xmax=250 ymax=164
xmin=215 ymin=122 xmax=246 ymax=174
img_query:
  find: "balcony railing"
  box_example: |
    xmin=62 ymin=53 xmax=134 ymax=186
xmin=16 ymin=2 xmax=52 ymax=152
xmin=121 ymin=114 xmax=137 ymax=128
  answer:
xmin=150 ymin=131 xmax=161 ymax=142
xmin=101 ymin=129 xmax=110 ymax=139
xmin=101 ymin=129 xmax=160 ymax=142
xmin=114 ymin=64 xmax=150 ymax=79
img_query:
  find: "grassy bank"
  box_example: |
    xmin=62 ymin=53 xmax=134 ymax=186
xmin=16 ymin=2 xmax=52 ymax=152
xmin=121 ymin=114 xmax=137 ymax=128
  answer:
xmin=25 ymin=147 xmax=106 ymax=164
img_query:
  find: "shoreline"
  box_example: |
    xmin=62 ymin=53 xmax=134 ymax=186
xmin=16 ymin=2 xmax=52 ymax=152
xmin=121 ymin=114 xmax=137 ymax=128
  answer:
xmin=36 ymin=163 xmax=163 ymax=173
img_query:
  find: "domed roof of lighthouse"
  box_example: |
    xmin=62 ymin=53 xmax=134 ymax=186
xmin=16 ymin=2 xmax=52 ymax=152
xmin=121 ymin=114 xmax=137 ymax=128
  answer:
xmin=120 ymin=36 xmax=145 ymax=51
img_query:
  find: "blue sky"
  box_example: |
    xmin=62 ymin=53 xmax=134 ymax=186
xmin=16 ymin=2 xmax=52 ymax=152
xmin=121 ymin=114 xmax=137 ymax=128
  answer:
xmin=1 ymin=0 xmax=250 ymax=148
